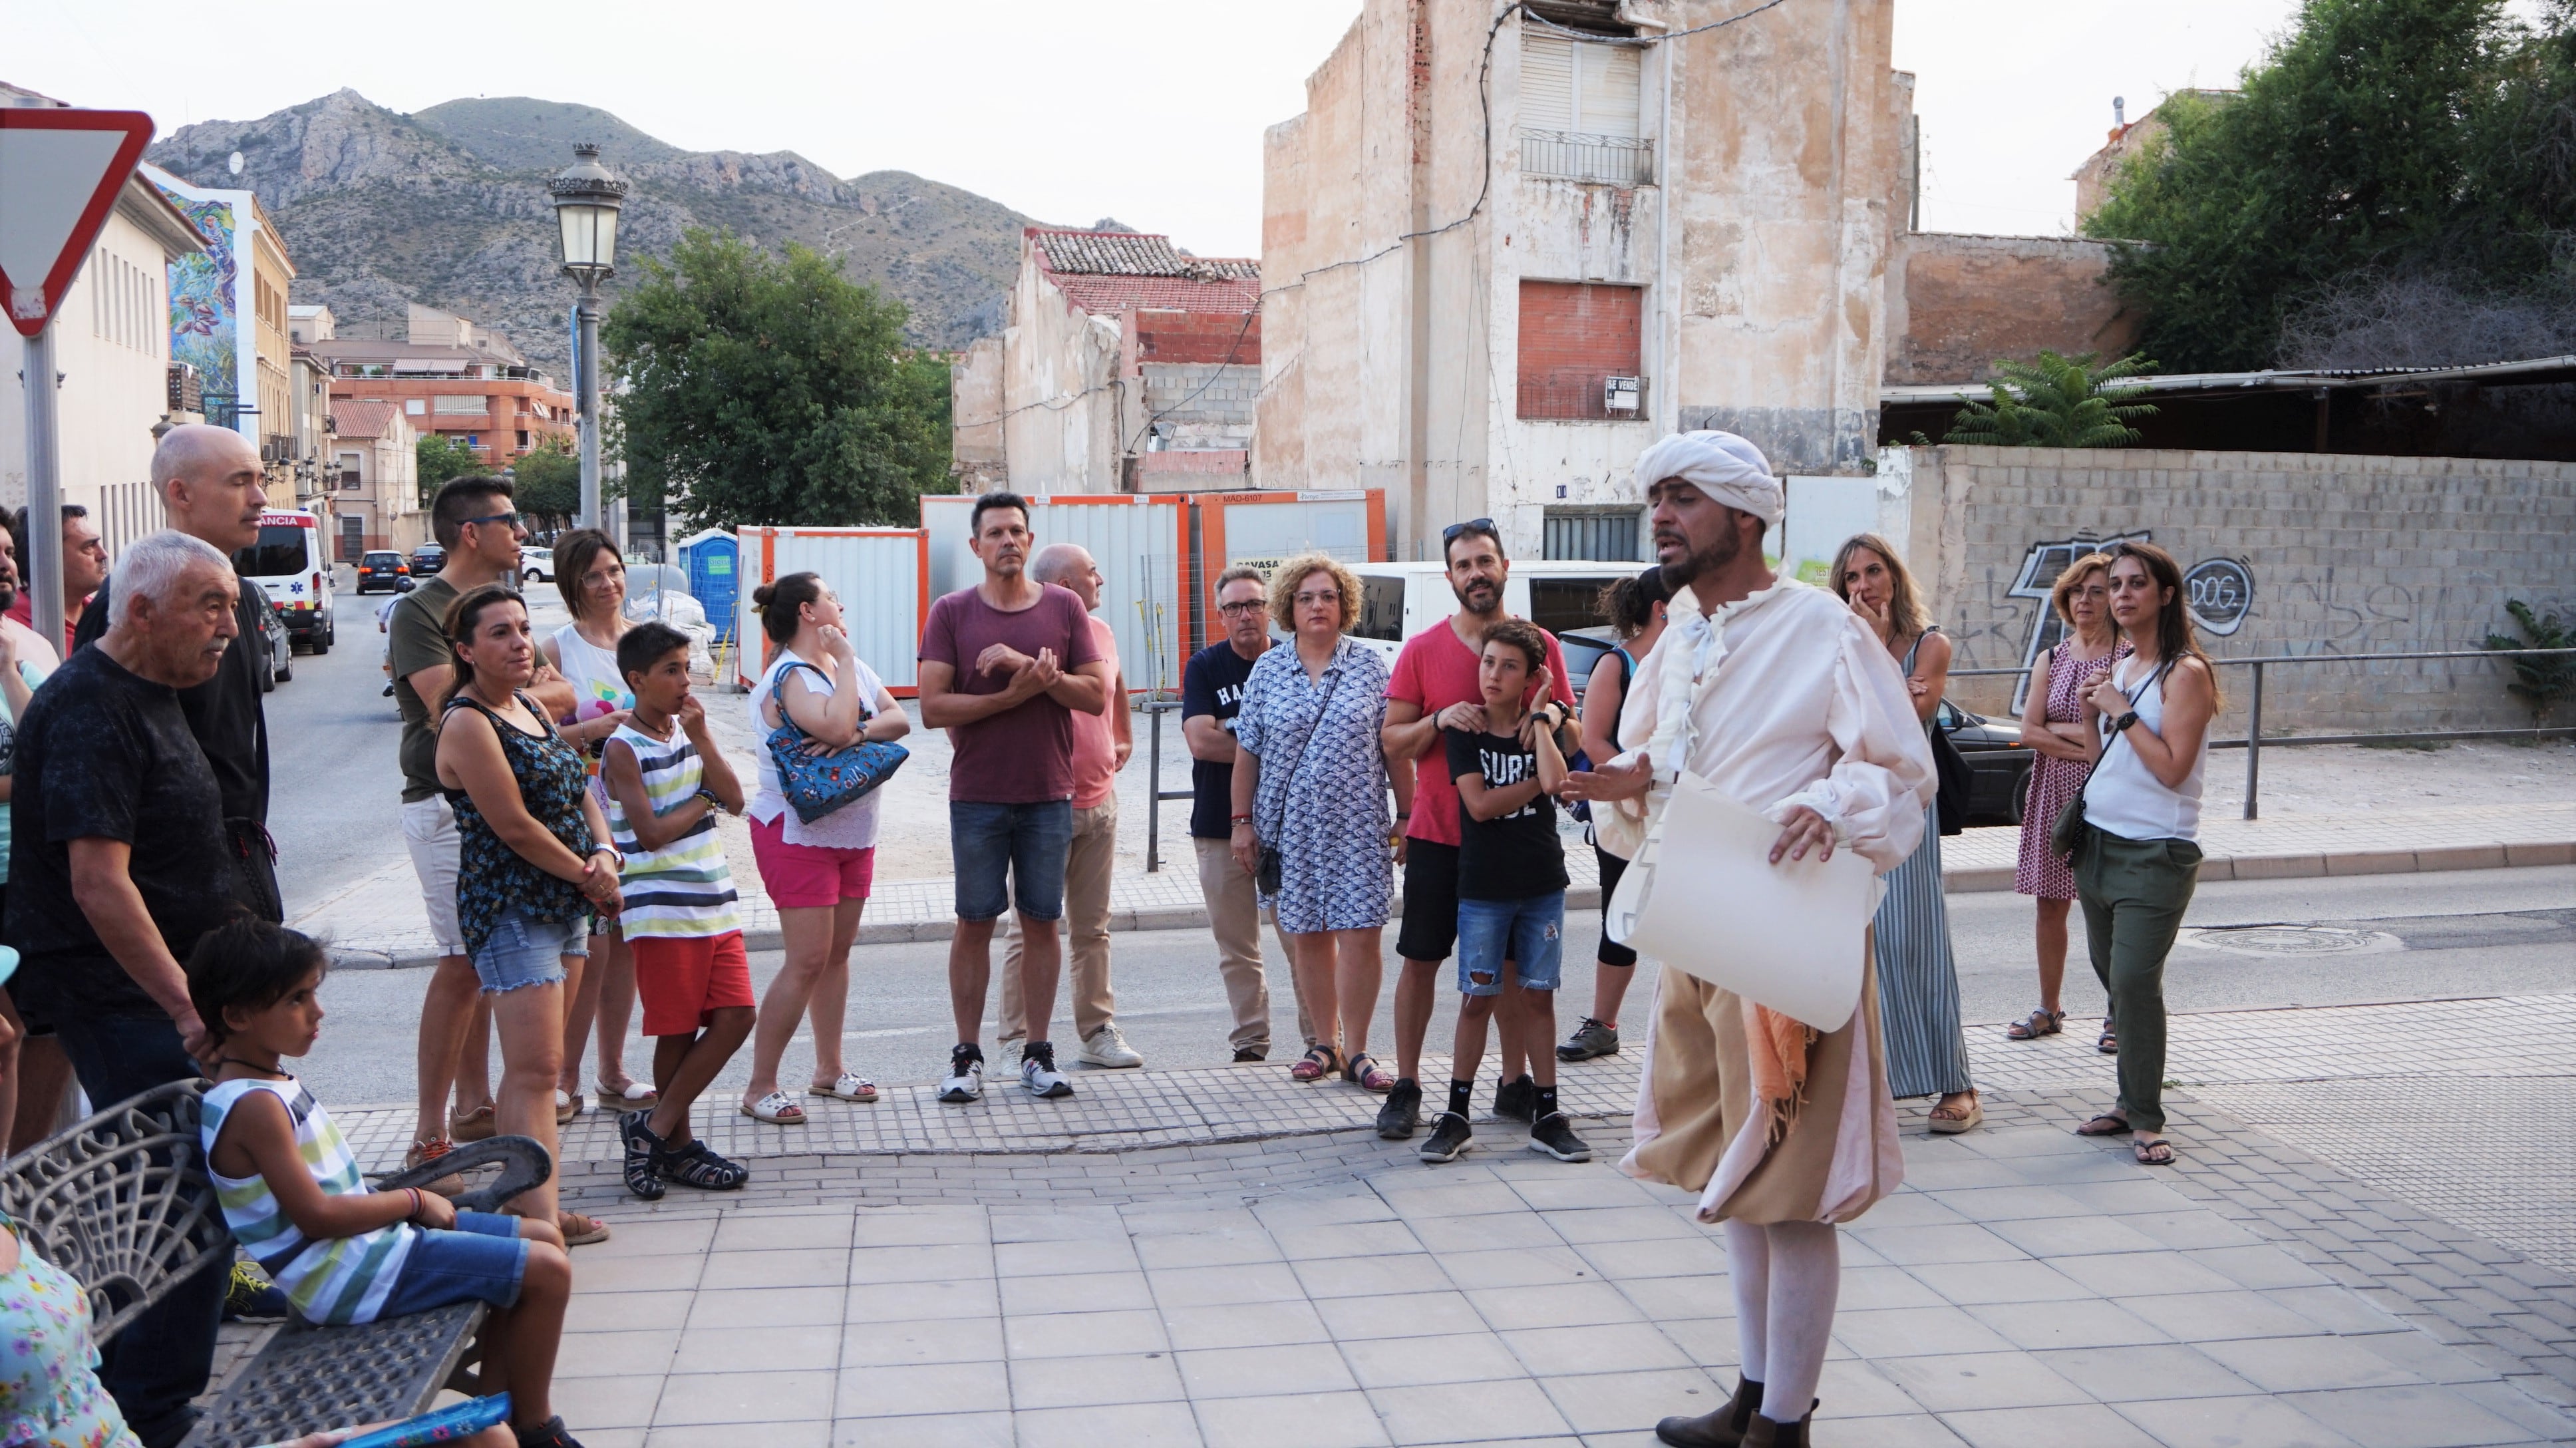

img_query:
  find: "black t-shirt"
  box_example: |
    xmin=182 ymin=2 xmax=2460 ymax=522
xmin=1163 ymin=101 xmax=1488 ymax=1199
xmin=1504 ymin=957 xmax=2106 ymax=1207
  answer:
xmin=1182 ymin=641 xmax=1262 ymax=839
xmin=1444 ymin=726 xmax=1570 ymax=900
xmin=75 ymin=569 xmax=271 ymax=824
xmin=5 ymin=645 xmax=240 ymax=1025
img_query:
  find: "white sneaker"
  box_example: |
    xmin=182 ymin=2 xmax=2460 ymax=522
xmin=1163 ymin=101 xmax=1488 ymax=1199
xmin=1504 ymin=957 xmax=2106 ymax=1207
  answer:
xmin=939 ymin=1044 xmax=985 ymax=1104
xmin=1020 ymin=1042 xmax=1074 ymax=1099
xmin=1079 ymin=1023 xmax=1144 ymax=1069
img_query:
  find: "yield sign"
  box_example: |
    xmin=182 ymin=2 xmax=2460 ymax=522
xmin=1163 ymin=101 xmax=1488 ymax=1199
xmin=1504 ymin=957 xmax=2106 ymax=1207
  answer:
xmin=0 ymin=108 xmax=158 ymax=338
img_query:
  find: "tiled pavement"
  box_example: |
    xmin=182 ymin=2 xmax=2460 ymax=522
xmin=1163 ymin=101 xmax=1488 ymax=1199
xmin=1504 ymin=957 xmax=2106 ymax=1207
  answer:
xmin=296 ymin=801 xmax=2576 ymax=966
xmin=284 ymin=993 xmax=2576 ymax=1446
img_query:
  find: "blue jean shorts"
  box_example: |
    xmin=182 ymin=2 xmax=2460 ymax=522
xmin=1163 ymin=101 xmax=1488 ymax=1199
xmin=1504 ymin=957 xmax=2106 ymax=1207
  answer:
xmin=1455 ymin=893 xmax=1565 ymax=996
xmin=375 ymin=1210 xmax=529 ymax=1320
xmin=472 ymin=906 xmax=589 ymax=994
xmin=950 ymin=800 xmax=1074 ymax=923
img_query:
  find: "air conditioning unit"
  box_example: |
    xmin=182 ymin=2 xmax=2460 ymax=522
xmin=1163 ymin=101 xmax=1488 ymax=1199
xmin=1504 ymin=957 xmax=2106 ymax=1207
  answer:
xmin=1603 ymin=376 xmax=1641 ymax=413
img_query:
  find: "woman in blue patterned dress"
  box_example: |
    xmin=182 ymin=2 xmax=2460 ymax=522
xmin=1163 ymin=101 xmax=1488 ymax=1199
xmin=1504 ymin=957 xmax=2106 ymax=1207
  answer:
xmin=1230 ymin=554 xmax=1409 ymax=1093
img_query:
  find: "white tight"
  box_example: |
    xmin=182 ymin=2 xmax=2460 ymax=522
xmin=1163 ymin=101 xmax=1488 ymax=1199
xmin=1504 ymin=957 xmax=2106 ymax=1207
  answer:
xmin=1723 ymin=1218 xmax=1840 ymax=1424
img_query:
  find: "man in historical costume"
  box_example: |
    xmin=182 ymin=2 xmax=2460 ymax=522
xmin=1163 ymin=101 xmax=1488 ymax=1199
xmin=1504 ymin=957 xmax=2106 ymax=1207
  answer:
xmin=1562 ymin=431 xmax=1935 ymax=1448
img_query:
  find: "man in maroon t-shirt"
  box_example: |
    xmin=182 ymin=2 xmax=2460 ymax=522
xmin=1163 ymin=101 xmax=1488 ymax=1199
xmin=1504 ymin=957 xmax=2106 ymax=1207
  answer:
xmin=1378 ymin=521 xmax=1577 ymax=1140
xmin=918 ymin=491 xmax=1110 ymax=1105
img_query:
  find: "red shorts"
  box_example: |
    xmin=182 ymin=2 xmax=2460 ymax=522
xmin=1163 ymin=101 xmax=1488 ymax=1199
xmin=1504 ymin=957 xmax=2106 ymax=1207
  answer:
xmin=630 ymin=932 xmax=754 ymax=1037
xmin=750 ymin=813 xmax=876 ymax=908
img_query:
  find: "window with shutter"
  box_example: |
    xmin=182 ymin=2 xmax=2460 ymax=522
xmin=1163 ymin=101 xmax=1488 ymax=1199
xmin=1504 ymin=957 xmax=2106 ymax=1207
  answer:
xmin=1578 ymin=44 xmax=1641 ymax=140
xmin=1522 ymin=34 xmax=1575 ymax=132
xmin=1519 ymin=32 xmax=1650 ymax=184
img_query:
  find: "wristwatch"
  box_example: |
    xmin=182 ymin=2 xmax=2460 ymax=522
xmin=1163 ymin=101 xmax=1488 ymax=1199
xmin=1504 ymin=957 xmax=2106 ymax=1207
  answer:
xmin=2111 ymin=711 xmax=2140 ymax=734
xmin=696 ymin=786 xmax=728 ymax=814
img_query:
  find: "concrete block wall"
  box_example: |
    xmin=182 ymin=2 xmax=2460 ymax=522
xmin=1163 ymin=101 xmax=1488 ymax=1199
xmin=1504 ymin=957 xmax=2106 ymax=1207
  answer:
xmin=1903 ymin=446 xmax=2576 ymax=736
xmin=1141 ymin=363 xmax=1260 ymax=451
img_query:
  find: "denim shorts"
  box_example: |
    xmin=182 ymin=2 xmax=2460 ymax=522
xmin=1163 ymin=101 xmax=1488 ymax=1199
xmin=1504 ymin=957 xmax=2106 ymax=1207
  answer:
xmin=472 ymin=906 xmax=589 ymax=994
xmin=1455 ymin=893 xmax=1565 ymax=996
xmin=375 ymin=1210 xmax=529 ymax=1319
xmin=950 ymin=800 xmax=1074 ymax=923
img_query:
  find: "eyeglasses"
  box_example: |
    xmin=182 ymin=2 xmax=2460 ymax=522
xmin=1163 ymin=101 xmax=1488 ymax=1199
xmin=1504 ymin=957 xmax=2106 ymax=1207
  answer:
xmin=1442 ymin=518 xmax=1498 ymax=544
xmin=460 ymin=511 xmax=522 ymax=531
xmin=1216 ymin=600 xmax=1265 ymax=616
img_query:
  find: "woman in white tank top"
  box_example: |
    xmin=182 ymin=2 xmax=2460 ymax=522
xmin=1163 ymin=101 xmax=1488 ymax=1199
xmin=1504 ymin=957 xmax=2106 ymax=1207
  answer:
xmin=537 ymin=530 xmax=649 ymax=1121
xmin=2070 ymin=542 xmax=2217 ymax=1169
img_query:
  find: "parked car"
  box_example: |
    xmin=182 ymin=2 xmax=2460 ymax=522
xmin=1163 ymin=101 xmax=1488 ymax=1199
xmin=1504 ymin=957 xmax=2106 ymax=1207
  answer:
xmin=1938 ymin=698 xmax=2034 ymax=828
xmin=232 ymin=510 xmax=333 ymax=653
xmin=521 ymin=546 xmax=554 ymax=585
xmin=253 ymin=592 xmax=291 ymax=689
xmin=1344 ymin=560 xmax=1639 ymax=670
xmin=356 ymin=550 xmax=409 ymax=594
xmin=410 ymin=543 xmax=446 ymax=577
xmin=1555 ymin=626 xmax=1623 ymax=705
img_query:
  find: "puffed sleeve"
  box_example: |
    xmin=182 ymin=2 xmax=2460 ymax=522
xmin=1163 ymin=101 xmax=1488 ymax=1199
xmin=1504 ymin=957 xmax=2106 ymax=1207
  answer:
xmin=1767 ymin=615 xmax=1938 ymax=873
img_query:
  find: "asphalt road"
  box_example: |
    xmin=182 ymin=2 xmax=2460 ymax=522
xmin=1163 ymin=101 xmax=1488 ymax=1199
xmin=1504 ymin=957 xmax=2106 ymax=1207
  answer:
xmin=268 ymin=564 xmax=416 ymax=914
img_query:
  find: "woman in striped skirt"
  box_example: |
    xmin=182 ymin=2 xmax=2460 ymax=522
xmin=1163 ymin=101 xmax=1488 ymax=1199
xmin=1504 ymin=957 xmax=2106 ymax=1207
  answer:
xmin=1834 ymin=536 xmax=1980 ymax=1133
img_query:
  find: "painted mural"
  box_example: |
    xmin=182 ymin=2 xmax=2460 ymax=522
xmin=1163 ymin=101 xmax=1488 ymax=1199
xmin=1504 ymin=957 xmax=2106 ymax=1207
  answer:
xmin=162 ymin=192 xmax=238 ymax=405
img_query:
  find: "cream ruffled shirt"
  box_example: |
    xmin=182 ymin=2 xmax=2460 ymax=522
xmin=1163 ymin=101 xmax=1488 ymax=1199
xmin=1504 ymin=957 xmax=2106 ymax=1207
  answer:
xmin=1609 ymin=576 xmax=1935 ymax=872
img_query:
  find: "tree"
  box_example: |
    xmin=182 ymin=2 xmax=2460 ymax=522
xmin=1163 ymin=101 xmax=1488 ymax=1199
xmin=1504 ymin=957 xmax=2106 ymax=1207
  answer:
xmin=415 ymin=433 xmax=481 ymax=506
xmin=603 ymin=229 xmax=951 ymax=531
xmin=1943 ymin=351 xmax=2160 ymax=448
xmin=512 ymin=440 xmax=581 ymax=530
xmin=2084 ymin=0 xmax=2575 ymax=371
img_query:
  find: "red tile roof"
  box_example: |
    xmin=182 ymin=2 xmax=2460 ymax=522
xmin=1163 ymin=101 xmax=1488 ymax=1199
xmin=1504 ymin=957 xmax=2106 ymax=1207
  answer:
xmin=333 ymin=399 xmax=402 ymax=441
xmin=1028 ymin=228 xmax=1259 ymax=316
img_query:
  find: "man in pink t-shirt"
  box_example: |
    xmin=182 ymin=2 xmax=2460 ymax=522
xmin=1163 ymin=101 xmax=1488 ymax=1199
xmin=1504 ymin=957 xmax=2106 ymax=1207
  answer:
xmin=998 ymin=542 xmax=1141 ymax=1071
xmin=1377 ymin=521 xmax=1577 ymax=1140
xmin=918 ymin=493 xmax=1112 ymax=1104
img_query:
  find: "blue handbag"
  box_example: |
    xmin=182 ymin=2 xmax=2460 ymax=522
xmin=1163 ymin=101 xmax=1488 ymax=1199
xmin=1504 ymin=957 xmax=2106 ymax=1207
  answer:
xmin=764 ymin=661 xmax=908 ymax=824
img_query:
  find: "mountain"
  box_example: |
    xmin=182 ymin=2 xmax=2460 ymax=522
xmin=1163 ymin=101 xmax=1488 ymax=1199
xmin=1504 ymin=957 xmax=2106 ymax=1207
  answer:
xmin=146 ymin=90 xmax=1042 ymax=373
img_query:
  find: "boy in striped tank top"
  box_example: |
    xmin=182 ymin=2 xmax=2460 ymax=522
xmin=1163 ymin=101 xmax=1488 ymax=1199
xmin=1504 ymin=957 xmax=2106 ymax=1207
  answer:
xmin=600 ymin=623 xmax=755 ymax=1200
xmin=190 ymin=918 xmax=582 ymax=1448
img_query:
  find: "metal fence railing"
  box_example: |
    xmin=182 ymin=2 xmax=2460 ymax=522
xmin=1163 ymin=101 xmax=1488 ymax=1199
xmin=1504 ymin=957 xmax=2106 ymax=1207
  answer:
xmin=1950 ymin=646 xmax=2576 ymax=820
xmin=1519 ymin=129 xmax=1655 ymax=187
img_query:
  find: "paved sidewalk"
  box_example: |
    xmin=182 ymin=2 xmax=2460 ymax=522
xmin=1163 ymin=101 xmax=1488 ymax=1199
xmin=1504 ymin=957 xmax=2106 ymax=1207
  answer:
xmin=294 ymin=799 xmax=2576 ymax=968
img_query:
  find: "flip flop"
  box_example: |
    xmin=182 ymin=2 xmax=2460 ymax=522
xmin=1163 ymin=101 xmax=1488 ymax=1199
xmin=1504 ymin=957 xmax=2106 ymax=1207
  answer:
xmin=2134 ymin=1137 xmax=2177 ymax=1166
xmin=740 ymin=1090 xmax=807 ymax=1125
xmin=2074 ymin=1113 xmax=2133 ymax=1137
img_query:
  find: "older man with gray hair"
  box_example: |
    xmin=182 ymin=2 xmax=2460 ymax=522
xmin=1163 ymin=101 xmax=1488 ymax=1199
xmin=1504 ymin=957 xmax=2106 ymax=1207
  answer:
xmin=998 ymin=542 xmax=1142 ymax=1068
xmin=7 ymin=528 xmax=245 ymax=1447
xmin=74 ymin=423 xmax=280 ymax=924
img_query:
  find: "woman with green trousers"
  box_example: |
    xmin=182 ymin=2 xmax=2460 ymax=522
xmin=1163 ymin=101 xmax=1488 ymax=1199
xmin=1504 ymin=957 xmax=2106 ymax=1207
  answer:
xmin=2070 ymin=542 xmax=2216 ymax=1167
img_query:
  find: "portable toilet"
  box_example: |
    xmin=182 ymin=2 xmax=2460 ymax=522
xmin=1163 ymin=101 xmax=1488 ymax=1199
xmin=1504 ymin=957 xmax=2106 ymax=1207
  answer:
xmin=677 ymin=530 xmax=740 ymax=644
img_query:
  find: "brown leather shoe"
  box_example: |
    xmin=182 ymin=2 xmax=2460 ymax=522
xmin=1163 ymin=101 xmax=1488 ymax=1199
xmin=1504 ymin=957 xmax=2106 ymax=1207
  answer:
xmin=1740 ymin=1403 xmax=1815 ymax=1448
xmin=1655 ymin=1375 xmax=1761 ymax=1447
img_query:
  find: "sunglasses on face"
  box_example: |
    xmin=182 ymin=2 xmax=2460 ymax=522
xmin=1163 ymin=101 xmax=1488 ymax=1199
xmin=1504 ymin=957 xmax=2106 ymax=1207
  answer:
xmin=461 ymin=511 xmax=522 ymax=531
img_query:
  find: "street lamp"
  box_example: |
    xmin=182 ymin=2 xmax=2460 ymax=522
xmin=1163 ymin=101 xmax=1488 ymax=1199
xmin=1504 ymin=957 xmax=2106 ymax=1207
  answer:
xmin=549 ymin=143 xmax=626 ymax=532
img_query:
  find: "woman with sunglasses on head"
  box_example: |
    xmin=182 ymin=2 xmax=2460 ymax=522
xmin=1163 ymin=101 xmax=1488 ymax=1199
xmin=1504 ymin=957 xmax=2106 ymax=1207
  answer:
xmin=538 ymin=530 xmax=648 ymax=1127
xmin=2070 ymin=542 xmax=2217 ymax=1167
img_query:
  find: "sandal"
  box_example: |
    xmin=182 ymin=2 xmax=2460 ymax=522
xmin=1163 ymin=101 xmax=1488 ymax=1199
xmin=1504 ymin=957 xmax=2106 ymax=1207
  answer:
xmin=597 ymin=1079 xmax=661 ymax=1111
xmin=1927 ymin=1091 xmax=1983 ymax=1135
xmin=554 ymin=1088 xmax=581 ymax=1125
xmin=2097 ymin=1019 xmax=2118 ymax=1055
xmin=2133 ymin=1137 xmax=2176 ymax=1167
xmin=740 ymin=1090 xmax=807 ymax=1125
xmin=1343 ymin=1052 xmax=1395 ymax=1093
xmin=558 ymin=1210 xmax=611 ymax=1246
xmin=2006 ymin=1009 xmax=2064 ymax=1041
xmin=1290 ymin=1044 xmax=1342 ymax=1083
xmin=809 ymin=1073 xmax=879 ymax=1103
xmin=448 ymin=1104 xmax=496 ymax=1142
xmin=2074 ymin=1113 xmax=2132 ymax=1137
xmin=619 ymin=1110 xmax=666 ymax=1202
xmin=659 ymin=1139 xmax=750 ymax=1191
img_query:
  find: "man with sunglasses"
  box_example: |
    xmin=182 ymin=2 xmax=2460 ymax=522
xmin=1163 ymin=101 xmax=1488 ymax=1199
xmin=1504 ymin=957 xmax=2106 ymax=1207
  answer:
xmin=1376 ymin=518 xmax=1577 ymax=1139
xmin=1182 ymin=565 xmax=1311 ymax=1063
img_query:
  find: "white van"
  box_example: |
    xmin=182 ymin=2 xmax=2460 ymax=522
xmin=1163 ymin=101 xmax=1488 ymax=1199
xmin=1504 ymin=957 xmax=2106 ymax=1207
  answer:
xmin=1347 ymin=558 xmax=1641 ymax=681
xmin=232 ymin=508 xmax=336 ymax=651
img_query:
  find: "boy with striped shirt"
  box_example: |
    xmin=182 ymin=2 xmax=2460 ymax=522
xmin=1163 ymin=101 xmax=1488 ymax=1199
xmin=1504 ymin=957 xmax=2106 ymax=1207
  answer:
xmin=601 ymin=622 xmax=754 ymax=1200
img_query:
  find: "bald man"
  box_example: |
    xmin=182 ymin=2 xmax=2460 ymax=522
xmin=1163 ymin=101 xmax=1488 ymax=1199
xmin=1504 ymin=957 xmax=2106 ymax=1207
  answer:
xmin=73 ymin=424 xmax=281 ymax=924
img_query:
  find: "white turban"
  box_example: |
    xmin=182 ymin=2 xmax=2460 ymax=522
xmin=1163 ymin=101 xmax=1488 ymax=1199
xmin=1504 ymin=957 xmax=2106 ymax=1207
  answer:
xmin=1633 ymin=430 xmax=1783 ymax=528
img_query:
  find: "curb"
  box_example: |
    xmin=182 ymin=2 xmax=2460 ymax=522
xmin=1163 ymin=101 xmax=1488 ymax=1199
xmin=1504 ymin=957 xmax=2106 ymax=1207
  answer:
xmin=329 ymin=837 xmax=2575 ymax=971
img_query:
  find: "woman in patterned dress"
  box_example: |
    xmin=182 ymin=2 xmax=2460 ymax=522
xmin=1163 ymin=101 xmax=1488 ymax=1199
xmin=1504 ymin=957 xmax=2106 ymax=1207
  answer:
xmin=1834 ymin=535 xmax=1979 ymax=1134
xmin=2011 ymin=554 xmax=2129 ymax=1046
xmin=1230 ymin=555 xmax=1409 ymax=1093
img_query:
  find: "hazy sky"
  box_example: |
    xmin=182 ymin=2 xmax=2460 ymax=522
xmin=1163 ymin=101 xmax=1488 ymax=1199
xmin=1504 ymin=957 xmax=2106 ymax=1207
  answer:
xmin=13 ymin=1 xmax=2348 ymax=254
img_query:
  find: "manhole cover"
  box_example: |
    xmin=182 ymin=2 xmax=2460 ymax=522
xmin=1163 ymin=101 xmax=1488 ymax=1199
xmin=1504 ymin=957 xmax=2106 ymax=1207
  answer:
xmin=2180 ymin=924 xmax=2402 ymax=957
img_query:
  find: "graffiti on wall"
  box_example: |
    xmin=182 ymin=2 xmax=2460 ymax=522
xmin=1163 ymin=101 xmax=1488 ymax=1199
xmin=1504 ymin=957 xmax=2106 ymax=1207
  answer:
xmin=161 ymin=192 xmax=238 ymax=403
xmin=2002 ymin=532 xmax=2257 ymax=709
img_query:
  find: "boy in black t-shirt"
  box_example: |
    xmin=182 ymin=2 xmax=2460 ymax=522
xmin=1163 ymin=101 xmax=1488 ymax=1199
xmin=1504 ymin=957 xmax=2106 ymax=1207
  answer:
xmin=1421 ymin=620 xmax=1589 ymax=1165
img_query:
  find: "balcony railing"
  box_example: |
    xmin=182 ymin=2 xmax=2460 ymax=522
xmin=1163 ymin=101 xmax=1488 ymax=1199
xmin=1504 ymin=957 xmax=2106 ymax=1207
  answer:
xmin=1520 ymin=129 xmax=1655 ymax=187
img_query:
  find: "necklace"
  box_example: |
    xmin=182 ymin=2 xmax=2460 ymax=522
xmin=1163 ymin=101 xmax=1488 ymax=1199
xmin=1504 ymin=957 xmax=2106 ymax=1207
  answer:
xmin=216 ymin=1056 xmax=287 ymax=1079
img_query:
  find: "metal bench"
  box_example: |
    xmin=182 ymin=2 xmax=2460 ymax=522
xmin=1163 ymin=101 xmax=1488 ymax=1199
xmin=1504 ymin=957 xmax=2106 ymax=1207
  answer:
xmin=0 ymin=1080 xmax=548 ymax=1448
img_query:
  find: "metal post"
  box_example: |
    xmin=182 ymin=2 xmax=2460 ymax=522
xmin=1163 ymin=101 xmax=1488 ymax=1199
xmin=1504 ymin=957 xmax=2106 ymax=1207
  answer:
xmin=23 ymin=327 xmax=63 ymax=652
xmin=576 ymin=277 xmax=602 ymax=530
xmin=2243 ymin=660 xmax=2264 ymax=820
xmin=1146 ymin=707 xmax=1164 ymax=873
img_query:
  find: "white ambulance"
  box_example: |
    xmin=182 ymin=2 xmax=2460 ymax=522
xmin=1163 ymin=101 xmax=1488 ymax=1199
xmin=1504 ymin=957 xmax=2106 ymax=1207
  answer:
xmin=232 ymin=508 xmax=337 ymax=652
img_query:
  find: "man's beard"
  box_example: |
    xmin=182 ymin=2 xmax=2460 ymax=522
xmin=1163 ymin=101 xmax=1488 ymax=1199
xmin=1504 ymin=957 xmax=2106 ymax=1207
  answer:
xmin=1452 ymin=578 xmax=1502 ymax=616
xmin=1657 ymin=516 xmax=1744 ymax=592
xmin=0 ymin=579 xmax=15 ymax=615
